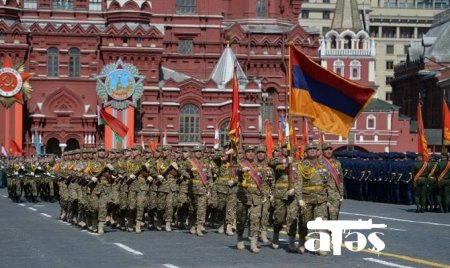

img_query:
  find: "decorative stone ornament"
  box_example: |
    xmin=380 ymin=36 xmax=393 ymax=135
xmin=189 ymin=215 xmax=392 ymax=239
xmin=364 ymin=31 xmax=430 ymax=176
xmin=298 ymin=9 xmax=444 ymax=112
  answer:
xmin=0 ymin=56 xmax=33 ymax=108
xmin=96 ymin=59 xmax=145 ymax=110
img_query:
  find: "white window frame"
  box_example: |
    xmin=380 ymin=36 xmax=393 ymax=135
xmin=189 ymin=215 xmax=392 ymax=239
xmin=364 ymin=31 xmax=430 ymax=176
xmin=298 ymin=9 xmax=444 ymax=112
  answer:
xmin=366 ymin=115 xmax=376 ymax=130
xmin=333 ymin=59 xmax=344 ymax=76
xmin=350 ymin=60 xmax=361 ymax=80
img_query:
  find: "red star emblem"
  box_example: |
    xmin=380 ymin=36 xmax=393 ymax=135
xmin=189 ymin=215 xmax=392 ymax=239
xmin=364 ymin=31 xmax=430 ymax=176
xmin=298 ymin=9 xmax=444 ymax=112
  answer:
xmin=0 ymin=56 xmax=33 ymax=108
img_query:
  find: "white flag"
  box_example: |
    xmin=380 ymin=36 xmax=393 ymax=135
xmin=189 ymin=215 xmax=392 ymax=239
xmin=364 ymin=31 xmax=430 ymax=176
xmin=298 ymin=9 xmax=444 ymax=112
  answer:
xmin=213 ymin=126 xmax=220 ymax=149
xmin=163 ymin=130 xmax=168 ymax=145
xmin=1 ymin=146 xmax=7 ymax=157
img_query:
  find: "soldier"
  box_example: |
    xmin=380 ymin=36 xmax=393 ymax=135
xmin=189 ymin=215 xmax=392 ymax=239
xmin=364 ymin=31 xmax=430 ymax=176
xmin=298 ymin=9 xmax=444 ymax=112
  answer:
xmin=152 ymin=145 xmax=179 ymax=232
xmin=146 ymin=147 xmax=161 ymax=230
xmin=236 ymin=145 xmax=265 ymax=253
xmin=320 ymin=142 xmax=343 ymax=221
xmin=185 ymin=145 xmax=212 ymax=236
xmin=297 ymin=142 xmax=329 ymax=256
xmin=254 ymin=145 xmax=273 ymax=245
xmin=412 ymin=154 xmax=431 ymax=213
xmin=268 ymin=142 xmax=298 ymax=252
xmin=175 ymin=147 xmax=192 ymax=229
xmin=212 ymin=148 xmax=238 ymax=236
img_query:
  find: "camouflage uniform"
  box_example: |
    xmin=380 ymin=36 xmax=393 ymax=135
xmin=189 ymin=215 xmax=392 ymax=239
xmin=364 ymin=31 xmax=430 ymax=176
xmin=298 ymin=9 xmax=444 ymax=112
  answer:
xmin=297 ymin=142 xmax=329 ymax=256
xmin=236 ymin=145 xmax=264 ymax=253
xmin=212 ymin=150 xmax=238 ymax=236
xmin=185 ymin=146 xmax=212 ymax=236
xmin=321 ymin=143 xmax=344 ymax=220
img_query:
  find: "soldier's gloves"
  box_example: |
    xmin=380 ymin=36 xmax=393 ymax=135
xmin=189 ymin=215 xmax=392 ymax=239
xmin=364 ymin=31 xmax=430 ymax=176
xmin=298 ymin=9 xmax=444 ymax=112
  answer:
xmin=129 ymin=174 xmax=136 ymax=179
xmin=287 ymin=188 xmax=295 ymax=196
xmin=118 ymin=174 xmax=124 ymax=179
xmin=106 ymin=163 xmax=115 ymax=171
xmin=157 ymin=175 xmax=164 ymax=181
xmin=298 ymin=199 xmax=306 ymax=207
xmin=206 ymin=191 xmax=211 ymax=197
xmin=339 ymin=197 xmax=344 ymax=202
xmin=326 ymin=201 xmax=331 ymax=207
xmin=227 ymin=180 xmax=235 ymax=187
xmin=144 ymin=162 xmax=151 ymax=171
xmin=225 ymin=148 xmax=234 ymax=155
xmin=91 ymin=176 xmax=98 ymax=183
xmin=14 ymin=172 xmax=18 ymax=175
xmin=170 ymin=162 xmax=179 ymax=171
xmin=242 ymin=167 xmax=251 ymax=172
xmin=191 ymin=167 xmax=197 ymax=172
xmin=30 ymin=172 xmax=35 ymax=176
xmin=147 ymin=176 xmax=153 ymax=183
xmin=269 ymin=195 xmax=274 ymax=202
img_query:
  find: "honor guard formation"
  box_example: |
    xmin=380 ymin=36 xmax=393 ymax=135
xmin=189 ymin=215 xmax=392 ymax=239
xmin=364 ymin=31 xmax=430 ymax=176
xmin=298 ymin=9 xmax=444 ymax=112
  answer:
xmin=1 ymin=143 xmax=449 ymax=255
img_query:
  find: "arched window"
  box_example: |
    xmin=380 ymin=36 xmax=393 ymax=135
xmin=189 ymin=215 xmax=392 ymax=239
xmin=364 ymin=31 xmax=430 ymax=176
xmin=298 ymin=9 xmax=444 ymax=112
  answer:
xmin=180 ymin=104 xmax=200 ymax=143
xmin=333 ymin=59 xmax=344 ymax=76
xmin=366 ymin=114 xmax=376 ymax=129
xmin=261 ymin=88 xmax=275 ymax=132
xmin=350 ymin=60 xmax=361 ymax=80
xmin=257 ymin=0 xmax=266 ymax=17
xmin=47 ymin=47 xmax=59 ymax=77
xmin=343 ymin=35 xmax=352 ymax=49
xmin=219 ymin=120 xmax=230 ymax=147
xmin=330 ymin=36 xmax=337 ymax=49
xmin=68 ymin=48 xmax=80 ymax=77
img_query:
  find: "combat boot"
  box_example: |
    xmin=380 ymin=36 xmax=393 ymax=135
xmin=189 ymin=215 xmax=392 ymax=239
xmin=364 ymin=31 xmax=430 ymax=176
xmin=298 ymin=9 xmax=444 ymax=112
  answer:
xmin=98 ymin=221 xmax=105 ymax=234
xmin=225 ymin=224 xmax=234 ymax=236
xmin=298 ymin=234 xmax=306 ymax=254
xmin=196 ymin=224 xmax=204 ymax=237
xmin=250 ymin=236 xmax=260 ymax=253
xmin=190 ymin=225 xmax=196 ymax=234
xmin=272 ymin=232 xmax=280 ymax=249
xmin=135 ymin=220 xmax=142 ymax=233
xmin=237 ymin=235 xmax=245 ymax=250
xmin=287 ymin=236 xmax=297 ymax=253
xmin=218 ymin=224 xmax=224 ymax=234
xmin=260 ymin=231 xmax=270 ymax=244
xmin=165 ymin=221 xmax=172 ymax=232
xmin=155 ymin=218 xmax=162 ymax=231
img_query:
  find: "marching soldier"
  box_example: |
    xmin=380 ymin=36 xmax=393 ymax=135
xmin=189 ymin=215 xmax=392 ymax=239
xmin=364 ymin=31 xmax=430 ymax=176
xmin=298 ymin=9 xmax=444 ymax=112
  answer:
xmin=268 ymin=142 xmax=299 ymax=252
xmin=185 ymin=145 xmax=212 ymax=236
xmin=212 ymin=148 xmax=237 ymax=236
xmin=297 ymin=142 xmax=329 ymax=256
xmin=236 ymin=145 xmax=264 ymax=253
xmin=320 ymin=142 xmax=344 ymax=220
xmin=153 ymin=145 xmax=179 ymax=232
xmin=254 ymin=145 xmax=273 ymax=245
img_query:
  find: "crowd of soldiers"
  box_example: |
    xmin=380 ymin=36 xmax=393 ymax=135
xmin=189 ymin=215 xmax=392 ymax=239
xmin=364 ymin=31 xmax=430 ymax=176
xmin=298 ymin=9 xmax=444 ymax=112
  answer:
xmin=335 ymin=151 xmax=450 ymax=213
xmin=1 ymin=142 xmax=449 ymax=255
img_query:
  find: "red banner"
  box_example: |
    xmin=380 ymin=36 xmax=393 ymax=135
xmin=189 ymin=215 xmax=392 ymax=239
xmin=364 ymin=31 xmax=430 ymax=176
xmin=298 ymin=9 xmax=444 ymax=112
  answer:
xmin=99 ymin=107 xmax=129 ymax=138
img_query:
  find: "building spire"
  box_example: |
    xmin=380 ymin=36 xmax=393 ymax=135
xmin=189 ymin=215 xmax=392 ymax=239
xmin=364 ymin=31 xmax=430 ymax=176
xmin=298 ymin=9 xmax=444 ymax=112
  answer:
xmin=331 ymin=0 xmax=362 ymax=31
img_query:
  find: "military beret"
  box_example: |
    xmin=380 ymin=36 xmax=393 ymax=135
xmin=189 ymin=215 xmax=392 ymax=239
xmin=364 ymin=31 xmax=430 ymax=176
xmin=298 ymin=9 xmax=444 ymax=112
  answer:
xmin=244 ymin=145 xmax=256 ymax=152
xmin=306 ymin=142 xmax=318 ymax=150
xmin=321 ymin=142 xmax=333 ymax=150
xmin=192 ymin=145 xmax=203 ymax=152
xmin=256 ymin=145 xmax=266 ymax=153
xmin=74 ymin=149 xmax=81 ymax=154
xmin=132 ymin=145 xmax=141 ymax=150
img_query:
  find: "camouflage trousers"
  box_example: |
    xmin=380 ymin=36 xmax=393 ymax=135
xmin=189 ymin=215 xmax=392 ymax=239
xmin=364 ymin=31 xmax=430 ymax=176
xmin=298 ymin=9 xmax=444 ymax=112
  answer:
xmin=157 ymin=191 xmax=174 ymax=222
xmin=272 ymin=197 xmax=298 ymax=237
xmin=298 ymin=201 xmax=328 ymax=244
xmin=327 ymin=191 xmax=342 ymax=220
xmin=190 ymin=193 xmax=208 ymax=225
xmin=97 ymin=194 xmax=109 ymax=222
xmin=443 ymin=179 xmax=450 ymax=212
xmin=236 ymin=201 xmax=262 ymax=238
xmin=216 ymin=191 xmax=237 ymax=226
xmin=260 ymin=197 xmax=271 ymax=232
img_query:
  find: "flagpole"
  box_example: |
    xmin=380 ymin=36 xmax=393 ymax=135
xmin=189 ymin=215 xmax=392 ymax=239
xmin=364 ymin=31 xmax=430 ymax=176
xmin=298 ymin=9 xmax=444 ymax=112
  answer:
xmin=287 ymin=43 xmax=292 ymax=156
xmin=442 ymin=89 xmax=446 ymax=153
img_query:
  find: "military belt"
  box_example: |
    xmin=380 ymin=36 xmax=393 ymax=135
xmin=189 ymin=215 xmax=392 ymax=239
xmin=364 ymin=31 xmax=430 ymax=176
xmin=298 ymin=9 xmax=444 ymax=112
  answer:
xmin=217 ymin=177 xmax=229 ymax=181
xmin=192 ymin=179 xmax=203 ymax=185
xmin=303 ymin=185 xmax=324 ymax=192
xmin=275 ymin=182 xmax=289 ymax=188
xmin=242 ymin=184 xmax=258 ymax=189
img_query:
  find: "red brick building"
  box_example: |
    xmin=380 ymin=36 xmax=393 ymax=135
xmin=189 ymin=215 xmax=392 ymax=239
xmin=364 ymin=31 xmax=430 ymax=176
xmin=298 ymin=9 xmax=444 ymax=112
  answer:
xmin=0 ymin=0 xmax=319 ymax=155
xmin=0 ymin=0 xmax=419 ymax=155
